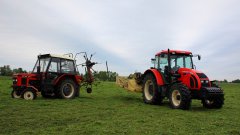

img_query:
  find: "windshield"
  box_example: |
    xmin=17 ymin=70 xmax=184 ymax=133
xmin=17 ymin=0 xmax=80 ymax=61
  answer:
xmin=171 ymin=55 xmax=193 ymax=69
xmin=32 ymin=58 xmax=50 ymax=73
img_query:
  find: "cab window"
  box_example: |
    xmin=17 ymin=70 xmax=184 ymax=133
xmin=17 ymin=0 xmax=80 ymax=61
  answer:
xmin=61 ymin=59 xmax=75 ymax=74
xmin=48 ymin=58 xmax=60 ymax=73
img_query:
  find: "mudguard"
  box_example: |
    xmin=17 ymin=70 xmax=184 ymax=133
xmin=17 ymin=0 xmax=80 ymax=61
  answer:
xmin=144 ymin=69 xmax=165 ymax=86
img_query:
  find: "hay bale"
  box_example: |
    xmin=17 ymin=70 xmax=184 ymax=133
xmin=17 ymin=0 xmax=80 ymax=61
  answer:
xmin=116 ymin=76 xmax=142 ymax=92
xmin=127 ymin=79 xmax=142 ymax=92
xmin=116 ymin=76 xmax=128 ymax=88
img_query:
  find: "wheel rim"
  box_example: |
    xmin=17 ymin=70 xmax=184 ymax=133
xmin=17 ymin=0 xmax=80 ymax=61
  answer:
xmin=13 ymin=91 xmax=21 ymax=98
xmin=205 ymin=99 xmax=214 ymax=105
xmin=62 ymin=83 xmax=74 ymax=98
xmin=144 ymin=80 xmax=154 ymax=100
xmin=172 ymin=90 xmax=181 ymax=107
xmin=24 ymin=91 xmax=34 ymax=100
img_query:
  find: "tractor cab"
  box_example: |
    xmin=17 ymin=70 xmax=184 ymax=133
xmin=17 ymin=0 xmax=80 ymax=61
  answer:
xmin=153 ymin=50 xmax=195 ymax=74
xmin=33 ymin=54 xmax=77 ymax=75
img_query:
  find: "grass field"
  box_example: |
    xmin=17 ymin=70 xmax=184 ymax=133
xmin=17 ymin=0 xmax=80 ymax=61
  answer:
xmin=0 ymin=76 xmax=240 ymax=135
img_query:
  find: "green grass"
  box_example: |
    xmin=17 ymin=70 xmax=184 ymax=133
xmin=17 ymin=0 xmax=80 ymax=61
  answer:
xmin=0 ymin=76 xmax=240 ymax=135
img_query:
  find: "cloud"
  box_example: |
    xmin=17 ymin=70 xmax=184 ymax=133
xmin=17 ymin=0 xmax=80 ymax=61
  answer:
xmin=0 ymin=0 xmax=240 ymax=81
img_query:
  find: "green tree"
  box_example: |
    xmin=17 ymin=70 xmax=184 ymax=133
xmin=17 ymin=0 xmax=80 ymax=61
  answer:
xmin=232 ymin=79 xmax=240 ymax=83
xmin=92 ymin=71 xmax=118 ymax=81
xmin=223 ymin=79 xmax=228 ymax=83
xmin=12 ymin=68 xmax=27 ymax=74
xmin=0 ymin=65 xmax=13 ymax=76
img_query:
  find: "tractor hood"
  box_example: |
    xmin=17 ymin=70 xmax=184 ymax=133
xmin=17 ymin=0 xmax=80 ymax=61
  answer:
xmin=13 ymin=73 xmax=38 ymax=78
xmin=177 ymin=68 xmax=210 ymax=90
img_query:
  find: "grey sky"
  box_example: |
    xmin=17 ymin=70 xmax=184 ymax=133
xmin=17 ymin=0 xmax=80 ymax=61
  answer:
xmin=0 ymin=0 xmax=240 ymax=81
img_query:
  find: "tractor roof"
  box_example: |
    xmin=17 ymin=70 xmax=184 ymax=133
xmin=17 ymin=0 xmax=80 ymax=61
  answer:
xmin=38 ymin=54 xmax=74 ymax=60
xmin=155 ymin=50 xmax=192 ymax=56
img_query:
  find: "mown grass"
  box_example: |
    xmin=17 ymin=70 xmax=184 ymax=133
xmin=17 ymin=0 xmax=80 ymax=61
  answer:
xmin=0 ymin=76 xmax=240 ymax=135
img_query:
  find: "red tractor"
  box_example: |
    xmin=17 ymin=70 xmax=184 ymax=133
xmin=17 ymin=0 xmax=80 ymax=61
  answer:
xmin=12 ymin=52 xmax=96 ymax=100
xmin=141 ymin=49 xmax=224 ymax=110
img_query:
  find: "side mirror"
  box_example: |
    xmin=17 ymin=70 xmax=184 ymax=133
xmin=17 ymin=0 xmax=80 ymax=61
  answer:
xmin=151 ymin=58 xmax=156 ymax=64
xmin=198 ymin=55 xmax=201 ymax=60
xmin=37 ymin=66 xmax=40 ymax=73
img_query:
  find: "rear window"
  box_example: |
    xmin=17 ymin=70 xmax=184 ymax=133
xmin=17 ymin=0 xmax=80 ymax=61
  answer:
xmin=61 ymin=59 xmax=75 ymax=74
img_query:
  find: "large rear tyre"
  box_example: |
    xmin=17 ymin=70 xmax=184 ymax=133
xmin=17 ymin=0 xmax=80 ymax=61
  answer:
xmin=202 ymin=96 xmax=224 ymax=109
xmin=11 ymin=90 xmax=21 ymax=99
xmin=169 ymin=83 xmax=191 ymax=110
xmin=21 ymin=90 xmax=36 ymax=100
xmin=58 ymin=79 xmax=77 ymax=99
xmin=142 ymin=74 xmax=162 ymax=105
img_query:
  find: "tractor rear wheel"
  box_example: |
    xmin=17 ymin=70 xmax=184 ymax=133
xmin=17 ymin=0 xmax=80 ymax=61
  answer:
xmin=22 ymin=90 xmax=36 ymax=100
xmin=169 ymin=83 xmax=191 ymax=110
xmin=58 ymin=79 xmax=77 ymax=99
xmin=142 ymin=74 xmax=162 ymax=105
xmin=202 ymin=96 xmax=224 ymax=109
xmin=11 ymin=90 xmax=21 ymax=98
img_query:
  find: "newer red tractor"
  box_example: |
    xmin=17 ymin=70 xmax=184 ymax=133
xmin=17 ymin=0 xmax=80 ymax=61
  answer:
xmin=12 ymin=52 xmax=96 ymax=100
xmin=141 ymin=49 xmax=224 ymax=110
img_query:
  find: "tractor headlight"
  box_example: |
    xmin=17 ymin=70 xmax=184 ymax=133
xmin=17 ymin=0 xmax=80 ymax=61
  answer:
xmin=13 ymin=78 xmax=17 ymax=84
xmin=201 ymin=80 xmax=204 ymax=83
xmin=205 ymin=80 xmax=209 ymax=83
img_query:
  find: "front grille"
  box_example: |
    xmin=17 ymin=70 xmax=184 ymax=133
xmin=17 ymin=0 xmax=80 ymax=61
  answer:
xmin=202 ymin=82 xmax=210 ymax=87
xmin=197 ymin=73 xmax=208 ymax=79
xmin=22 ymin=78 xmax=27 ymax=85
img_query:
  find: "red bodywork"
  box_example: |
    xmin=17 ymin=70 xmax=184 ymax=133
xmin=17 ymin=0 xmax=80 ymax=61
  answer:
xmin=144 ymin=69 xmax=164 ymax=85
xmin=13 ymin=73 xmax=39 ymax=92
xmin=13 ymin=73 xmax=83 ymax=93
xmin=177 ymin=68 xmax=210 ymax=90
xmin=156 ymin=50 xmax=192 ymax=56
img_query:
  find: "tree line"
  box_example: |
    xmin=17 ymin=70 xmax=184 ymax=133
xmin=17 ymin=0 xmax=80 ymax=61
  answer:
xmin=0 ymin=65 xmax=118 ymax=82
xmin=213 ymin=79 xmax=240 ymax=83
xmin=85 ymin=71 xmax=118 ymax=82
xmin=0 ymin=65 xmax=27 ymax=76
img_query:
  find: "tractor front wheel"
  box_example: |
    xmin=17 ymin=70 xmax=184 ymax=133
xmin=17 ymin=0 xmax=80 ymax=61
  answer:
xmin=142 ymin=74 xmax=162 ymax=105
xmin=169 ymin=84 xmax=191 ymax=110
xmin=11 ymin=90 xmax=21 ymax=98
xmin=22 ymin=90 xmax=36 ymax=100
xmin=202 ymin=96 xmax=224 ymax=109
xmin=58 ymin=79 xmax=77 ymax=99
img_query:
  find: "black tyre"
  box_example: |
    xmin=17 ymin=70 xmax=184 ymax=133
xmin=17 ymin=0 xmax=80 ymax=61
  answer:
xmin=142 ymin=74 xmax=162 ymax=105
xmin=11 ymin=90 xmax=21 ymax=99
xmin=21 ymin=90 xmax=37 ymax=100
xmin=169 ymin=83 xmax=191 ymax=110
xmin=202 ymin=96 xmax=224 ymax=109
xmin=87 ymin=88 xmax=92 ymax=93
xmin=58 ymin=79 xmax=77 ymax=99
xmin=41 ymin=91 xmax=55 ymax=98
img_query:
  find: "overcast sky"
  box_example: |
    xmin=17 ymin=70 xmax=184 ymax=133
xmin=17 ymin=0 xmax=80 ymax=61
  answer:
xmin=0 ymin=0 xmax=240 ymax=81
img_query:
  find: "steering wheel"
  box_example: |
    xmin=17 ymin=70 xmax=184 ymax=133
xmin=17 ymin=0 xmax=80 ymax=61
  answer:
xmin=172 ymin=65 xmax=180 ymax=72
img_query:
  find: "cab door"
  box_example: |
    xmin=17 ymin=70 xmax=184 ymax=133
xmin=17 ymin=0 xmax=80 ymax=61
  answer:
xmin=44 ymin=58 xmax=61 ymax=92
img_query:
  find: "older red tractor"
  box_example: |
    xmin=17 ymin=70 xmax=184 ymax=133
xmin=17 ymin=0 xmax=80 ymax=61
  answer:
xmin=141 ymin=49 xmax=224 ymax=110
xmin=12 ymin=52 xmax=96 ymax=100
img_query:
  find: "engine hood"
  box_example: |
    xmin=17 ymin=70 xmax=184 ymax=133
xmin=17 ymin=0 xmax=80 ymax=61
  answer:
xmin=177 ymin=68 xmax=210 ymax=90
xmin=178 ymin=68 xmax=203 ymax=76
xmin=13 ymin=73 xmax=38 ymax=78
